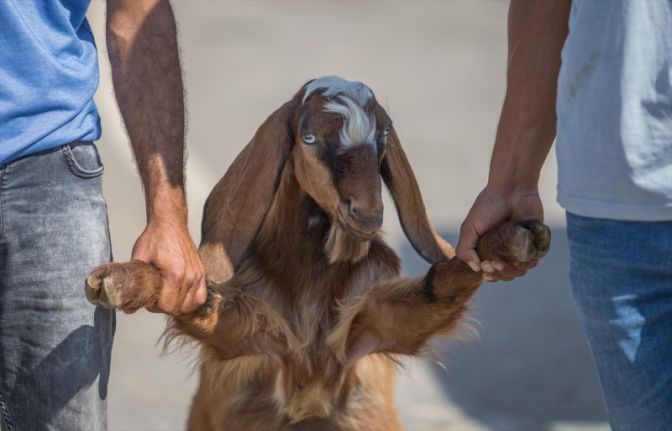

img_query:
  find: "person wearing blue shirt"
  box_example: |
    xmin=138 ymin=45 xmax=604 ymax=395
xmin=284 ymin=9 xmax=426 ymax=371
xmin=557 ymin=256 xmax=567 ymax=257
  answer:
xmin=0 ymin=1 xmax=207 ymax=429
xmin=457 ymin=1 xmax=672 ymax=430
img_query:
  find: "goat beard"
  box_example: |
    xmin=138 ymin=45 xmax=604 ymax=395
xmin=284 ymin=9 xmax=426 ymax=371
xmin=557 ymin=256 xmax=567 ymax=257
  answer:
xmin=324 ymin=223 xmax=371 ymax=264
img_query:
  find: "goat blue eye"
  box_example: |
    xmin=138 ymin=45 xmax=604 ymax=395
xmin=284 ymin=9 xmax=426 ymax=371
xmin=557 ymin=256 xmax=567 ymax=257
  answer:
xmin=303 ymin=135 xmax=316 ymax=144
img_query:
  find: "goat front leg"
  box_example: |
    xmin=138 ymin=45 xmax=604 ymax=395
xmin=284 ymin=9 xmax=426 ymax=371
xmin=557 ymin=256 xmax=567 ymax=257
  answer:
xmin=335 ymin=220 xmax=550 ymax=363
xmin=86 ymin=261 xmax=162 ymax=312
xmin=86 ymin=262 xmax=300 ymax=360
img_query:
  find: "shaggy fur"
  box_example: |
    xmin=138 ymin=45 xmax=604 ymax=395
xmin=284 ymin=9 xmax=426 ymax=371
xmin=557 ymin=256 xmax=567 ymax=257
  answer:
xmin=85 ymin=77 xmax=551 ymax=431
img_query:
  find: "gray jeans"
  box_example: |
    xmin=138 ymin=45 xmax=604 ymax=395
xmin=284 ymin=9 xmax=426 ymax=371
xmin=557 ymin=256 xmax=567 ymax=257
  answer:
xmin=0 ymin=143 xmax=115 ymax=431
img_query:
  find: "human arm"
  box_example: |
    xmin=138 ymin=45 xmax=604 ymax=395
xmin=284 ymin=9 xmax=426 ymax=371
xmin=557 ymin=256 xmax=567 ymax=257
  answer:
xmin=456 ymin=0 xmax=571 ymax=280
xmin=106 ymin=0 xmax=206 ymax=313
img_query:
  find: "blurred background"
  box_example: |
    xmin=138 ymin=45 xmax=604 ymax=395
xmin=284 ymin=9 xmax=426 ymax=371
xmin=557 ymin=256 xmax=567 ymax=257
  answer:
xmin=86 ymin=1 xmax=609 ymax=430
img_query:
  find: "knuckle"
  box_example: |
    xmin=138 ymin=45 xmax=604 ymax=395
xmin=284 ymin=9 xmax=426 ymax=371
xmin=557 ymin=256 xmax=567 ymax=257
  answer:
xmin=183 ymin=271 xmax=197 ymax=285
xmin=173 ymin=270 xmax=187 ymax=285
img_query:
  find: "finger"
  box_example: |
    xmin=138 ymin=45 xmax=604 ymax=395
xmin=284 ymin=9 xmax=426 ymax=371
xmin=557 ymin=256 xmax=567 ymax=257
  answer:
xmin=178 ymin=274 xmax=205 ymax=314
xmin=481 ymin=260 xmax=496 ymax=274
xmin=194 ymin=277 xmax=208 ymax=305
xmin=457 ymin=223 xmax=482 ymax=271
xmin=465 ymin=250 xmax=482 ymax=272
xmin=178 ymin=253 xmax=207 ymax=313
xmin=490 ymin=259 xmax=505 ymax=272
xmin=153 ymin=281 xmax=180 ymax=314
xmin=189 ymin=251 xmax=208 ymax=307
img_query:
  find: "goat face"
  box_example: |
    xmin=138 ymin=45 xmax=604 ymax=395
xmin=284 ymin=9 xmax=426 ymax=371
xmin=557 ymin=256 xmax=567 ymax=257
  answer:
xmin=291 ymin=79 xmax=389 ymax=240
xmin=200 ymin=76 xmax=455 ymax=283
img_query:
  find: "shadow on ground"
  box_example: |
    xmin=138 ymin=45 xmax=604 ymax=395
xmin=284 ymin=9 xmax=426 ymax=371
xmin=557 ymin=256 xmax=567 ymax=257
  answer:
xmin=399 ymin=226 xmax=609 ymax=431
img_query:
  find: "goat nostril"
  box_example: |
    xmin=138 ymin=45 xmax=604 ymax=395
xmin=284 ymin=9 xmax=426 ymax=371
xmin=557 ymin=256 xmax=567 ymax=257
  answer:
xmin=343 ymin=198 xmax=382 ymax=226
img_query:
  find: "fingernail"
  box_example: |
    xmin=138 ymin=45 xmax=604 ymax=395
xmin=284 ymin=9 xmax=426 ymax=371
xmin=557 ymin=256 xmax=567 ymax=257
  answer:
xmin=481 ymin=262 xmax=494 ymax=273
xmin=492 ymin=261 xmax=505 ymax=271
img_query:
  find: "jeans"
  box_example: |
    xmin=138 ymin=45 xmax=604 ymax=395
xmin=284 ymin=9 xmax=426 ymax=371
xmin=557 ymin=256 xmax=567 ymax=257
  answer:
xmin=567 ymin=212 xmax=672 ymax=431
xmin=0 ymin=143 xmax=115 ymax=431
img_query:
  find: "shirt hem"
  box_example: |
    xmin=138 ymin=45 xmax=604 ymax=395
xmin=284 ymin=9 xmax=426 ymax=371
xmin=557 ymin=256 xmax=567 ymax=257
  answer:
xmin=557 ymin=193 xmax=672 ymax=222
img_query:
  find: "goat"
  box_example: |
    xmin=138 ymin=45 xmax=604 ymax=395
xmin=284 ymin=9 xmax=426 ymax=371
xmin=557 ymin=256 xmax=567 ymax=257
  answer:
xmin=85 ymin=76 xmax=550 ymax=431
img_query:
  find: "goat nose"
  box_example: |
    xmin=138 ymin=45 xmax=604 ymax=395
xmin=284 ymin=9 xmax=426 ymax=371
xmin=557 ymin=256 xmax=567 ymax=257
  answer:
xmin=346 ymin=200 xmax=383 ymax=224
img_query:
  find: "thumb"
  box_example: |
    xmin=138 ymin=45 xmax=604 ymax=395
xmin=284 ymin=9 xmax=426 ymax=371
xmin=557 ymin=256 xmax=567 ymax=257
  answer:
xmin=457 ymin=220 xmax=482 ymax=272
xmin=130 ymin=247 xmax=152 ymax=266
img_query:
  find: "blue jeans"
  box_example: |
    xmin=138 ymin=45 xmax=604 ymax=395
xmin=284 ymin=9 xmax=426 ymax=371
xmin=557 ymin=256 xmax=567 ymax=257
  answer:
xmin=0 ymin=143 xmax=115 ymax=431
xmin=568 ymin=212 xmax=672 ymax=431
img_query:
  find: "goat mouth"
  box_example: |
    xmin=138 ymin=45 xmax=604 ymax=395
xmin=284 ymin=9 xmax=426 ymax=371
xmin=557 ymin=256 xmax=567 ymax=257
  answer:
xmin=336 ymin=213 xmax=380 ymax=241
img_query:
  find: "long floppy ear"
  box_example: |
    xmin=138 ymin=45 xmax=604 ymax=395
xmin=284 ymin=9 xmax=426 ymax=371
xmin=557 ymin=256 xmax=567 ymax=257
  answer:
xmin=199 ymin=99 xmax=297 ymax=283
xmin=380 ymin=127 xmax=455 ymax=264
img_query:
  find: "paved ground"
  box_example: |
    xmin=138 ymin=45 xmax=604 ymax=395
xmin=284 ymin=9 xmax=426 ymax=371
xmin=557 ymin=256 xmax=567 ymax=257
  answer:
xmin=85 ymin=1 xmax=610 ymax=430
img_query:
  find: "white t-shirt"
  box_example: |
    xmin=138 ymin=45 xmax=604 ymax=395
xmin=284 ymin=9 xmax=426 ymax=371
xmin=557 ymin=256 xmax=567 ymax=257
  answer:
xmin=556 ymin=0 xmax=672 ymax=221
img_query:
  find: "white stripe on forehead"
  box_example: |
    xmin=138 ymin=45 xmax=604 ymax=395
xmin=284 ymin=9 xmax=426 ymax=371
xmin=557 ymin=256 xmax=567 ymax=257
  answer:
xmin=303 ymin=76 xmax=377 ymax=149
xmin=324 ymin=96 xmax=376 ymax=148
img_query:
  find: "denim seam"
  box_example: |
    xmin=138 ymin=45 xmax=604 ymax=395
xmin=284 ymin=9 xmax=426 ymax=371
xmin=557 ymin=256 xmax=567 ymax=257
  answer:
xmin=61 ymin=145 xmax=104 ymax=178
xmin=0 ymin=389 xmax=14 ymax=431
xmin=0 ymin=166 xmax=7 ymax=239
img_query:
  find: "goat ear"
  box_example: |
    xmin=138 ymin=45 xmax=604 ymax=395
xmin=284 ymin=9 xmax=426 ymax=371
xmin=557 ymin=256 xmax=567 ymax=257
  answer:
xmin=199 ymin=99 xmax=297 ymax=283
xmin=380 ymin=127 xmax=455 ymax=263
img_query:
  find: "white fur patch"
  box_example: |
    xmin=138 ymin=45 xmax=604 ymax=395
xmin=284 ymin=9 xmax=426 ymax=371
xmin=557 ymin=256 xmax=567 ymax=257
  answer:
xmin=302 ymin=76 xmax=373 ymax=105
xmin=324 ymin=96 xmax=377 ymax=148
xmin=302 ymin=76 xmax=377 ymax=148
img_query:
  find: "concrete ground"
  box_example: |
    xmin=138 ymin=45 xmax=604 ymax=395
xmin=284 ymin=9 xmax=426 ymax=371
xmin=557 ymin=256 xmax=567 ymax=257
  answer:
xmin=85 ymin=1 xmax=610 ymax=430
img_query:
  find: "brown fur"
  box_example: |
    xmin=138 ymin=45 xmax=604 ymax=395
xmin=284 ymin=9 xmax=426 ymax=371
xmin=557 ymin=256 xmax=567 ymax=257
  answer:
xmin=86 ymin=79 xmax=551 ymax=430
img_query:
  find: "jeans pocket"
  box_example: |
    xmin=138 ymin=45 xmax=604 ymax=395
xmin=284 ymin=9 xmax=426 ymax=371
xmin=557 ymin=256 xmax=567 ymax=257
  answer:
xmin=62 ymin=142 xmax=104 ymax=178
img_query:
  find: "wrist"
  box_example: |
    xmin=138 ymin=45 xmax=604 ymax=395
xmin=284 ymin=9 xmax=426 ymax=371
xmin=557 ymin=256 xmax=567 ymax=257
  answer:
xmin=145 ymin=186 xmax=188 ymax=229
xmin=484 ymin=180 xmax=539 ymax=198
xmin=486 ymin=175 xmax=539 ymax=196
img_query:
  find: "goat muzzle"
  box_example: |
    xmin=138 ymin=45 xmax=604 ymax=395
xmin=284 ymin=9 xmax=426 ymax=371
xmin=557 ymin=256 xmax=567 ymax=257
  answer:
xmin=339 ymin=200 xmax=383 ymax=240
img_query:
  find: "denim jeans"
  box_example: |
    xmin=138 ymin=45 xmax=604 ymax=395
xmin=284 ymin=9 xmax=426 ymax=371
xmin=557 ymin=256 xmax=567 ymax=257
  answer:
xmin=0 ymin=143 xmax=115 ymax=431
xmin=567 ymin=212 xmax=672 ymax=431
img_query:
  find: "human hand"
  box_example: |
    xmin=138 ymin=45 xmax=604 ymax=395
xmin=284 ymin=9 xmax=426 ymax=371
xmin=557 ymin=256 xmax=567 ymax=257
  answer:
xmin=456 ymin=186 xmax=544 ymax=281
xmin=131 ymin=220 xmax=206 ymax=314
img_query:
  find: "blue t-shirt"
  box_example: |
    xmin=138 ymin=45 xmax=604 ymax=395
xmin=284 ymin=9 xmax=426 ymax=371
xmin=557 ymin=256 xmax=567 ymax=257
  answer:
xmin=556 ymin=0 xmax=672 ymax=221
xmin=0 ymin=0 xmax=100 ymax=164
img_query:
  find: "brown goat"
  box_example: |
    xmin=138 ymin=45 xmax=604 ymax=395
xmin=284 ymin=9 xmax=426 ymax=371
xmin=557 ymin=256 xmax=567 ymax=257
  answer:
xmin=86 ymin=76 xmax=550 ymax=431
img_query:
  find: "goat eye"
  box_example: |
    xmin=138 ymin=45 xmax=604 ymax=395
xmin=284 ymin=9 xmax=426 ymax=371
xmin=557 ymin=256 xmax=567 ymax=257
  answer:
xmin=382 ymin=127 xmax=390 ymax=136
xmin=302 ymin=134 xmax=317 ymax=144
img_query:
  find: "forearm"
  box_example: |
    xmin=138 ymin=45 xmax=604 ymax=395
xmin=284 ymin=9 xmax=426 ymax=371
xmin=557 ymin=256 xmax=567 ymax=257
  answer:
xmin=106 ymin=0 xmax=186 ymax=225
xmin=489 ymin=0 xmax=571 ymax=192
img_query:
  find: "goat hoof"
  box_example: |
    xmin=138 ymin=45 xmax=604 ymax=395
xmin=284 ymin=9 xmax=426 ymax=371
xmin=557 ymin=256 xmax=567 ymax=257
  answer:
xmin=508 ymin=220 xmax=551 ymax=263
xmin=85 ymin=266 xmax=124 ymax=309
xmin=85 ymin=261 xmax=161 ymax=311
